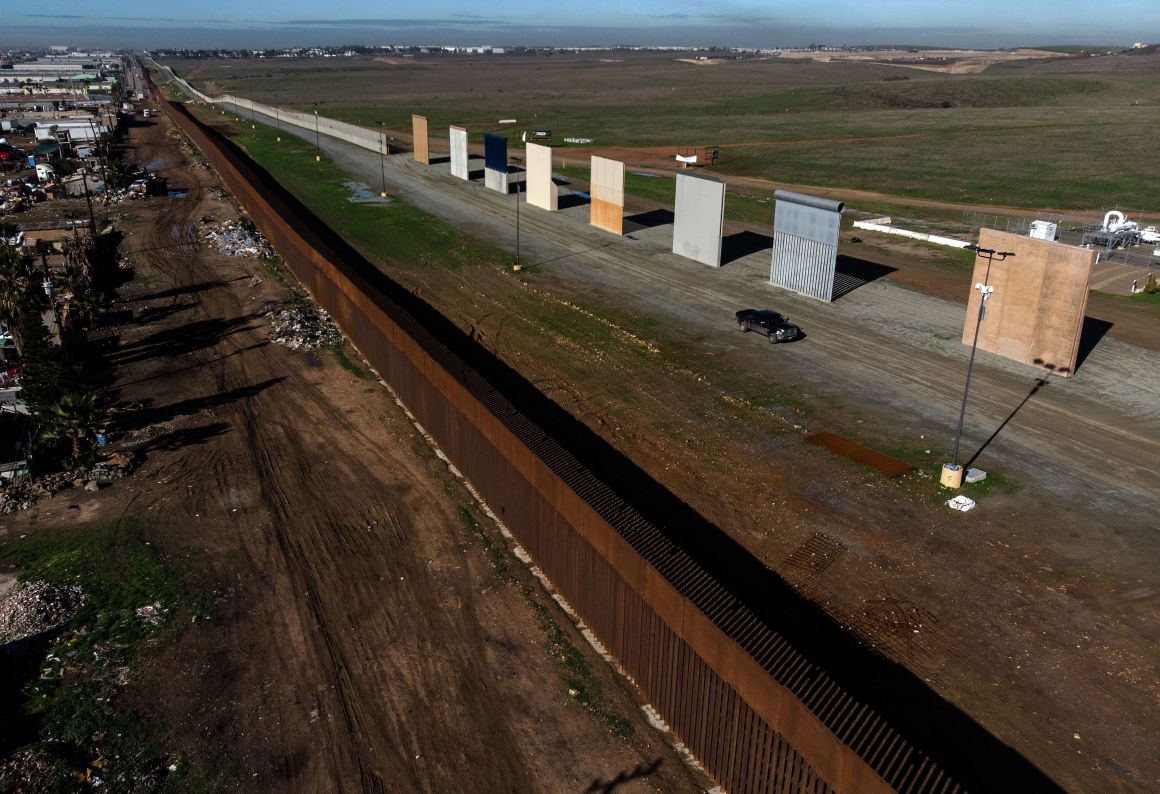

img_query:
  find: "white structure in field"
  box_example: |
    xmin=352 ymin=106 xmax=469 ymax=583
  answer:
xmin=449 ymin=125 xmax=468 ymax=180
xmin=525 ymin=142 xmax=557 ymax=211
xmin=672 ymin=172 xmax=726 ymax=267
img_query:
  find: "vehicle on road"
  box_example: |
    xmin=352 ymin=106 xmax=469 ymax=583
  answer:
xmin=735 ymin=309 xmax=801 ymax=343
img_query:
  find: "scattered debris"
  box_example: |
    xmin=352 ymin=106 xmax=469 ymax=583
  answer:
xmin=135 ymin=601 xmax=166 ymax=627
xmin=0 ymin=453 xmax=137 ymax=513
xmin=265 ymin=300 xmax=343 ymax=350
xmin=0 ymin=580 xmax=86 ymax=645
xmin=199 ymin=219 xmax=275 ymax=259
xmin=946 ymin=495 xmax=977 ymax=512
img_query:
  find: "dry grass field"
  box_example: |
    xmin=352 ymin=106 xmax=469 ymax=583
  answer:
xmin=165 ymin=48 xmax=1160 ymax=210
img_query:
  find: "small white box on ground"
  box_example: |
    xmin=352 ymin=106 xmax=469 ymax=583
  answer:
xmin=964 ymin=468 xmax=987 ymax=484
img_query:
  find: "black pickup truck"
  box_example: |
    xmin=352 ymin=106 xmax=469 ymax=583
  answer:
xmin=735 ymin=309 xmax=801 ymax=343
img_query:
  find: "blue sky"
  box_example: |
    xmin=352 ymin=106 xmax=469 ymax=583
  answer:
xmin=5 ymin=1 xmax=1158 ymax=49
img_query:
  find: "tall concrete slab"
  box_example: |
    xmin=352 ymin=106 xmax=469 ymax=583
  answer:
xmin=449 ymin=125 xmax=468 ymax=180
xmin=412 ymin=114 xmax=429 ymax=164
xmin=484 ymin=132 xmax=509 ymax=193
xmin=770 ymin=189 xmax=844 ymax=302
xmin=525 ymin=142 xmax=557 ymax=211
xmin=672 ymin=172 xmax=725 ymax=267
xmin=965 ymin=228 xmax=1095 ymax=377
xmin=590 ymin=155 xmax=624 ymax=235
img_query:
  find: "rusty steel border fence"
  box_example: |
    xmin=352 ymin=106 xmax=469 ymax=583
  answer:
xmin=155 ymin=89 xmax=1062 ymax=794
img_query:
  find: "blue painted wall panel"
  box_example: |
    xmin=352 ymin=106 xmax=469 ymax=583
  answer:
xmin=484 ymin=132 xmax=507 ymax=173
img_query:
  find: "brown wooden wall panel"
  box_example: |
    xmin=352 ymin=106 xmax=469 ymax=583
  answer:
xmin=965 ymin=228 xmax=1094 ymax=377
xmin=412 ymin=115 xmax=429 ymax=164
xmin=157 ymin=89 xmax=1026 ymax=794
xmin=590 ymin=198 xmax=623 ymax=235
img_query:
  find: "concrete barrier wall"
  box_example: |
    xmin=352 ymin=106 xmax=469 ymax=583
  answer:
xmin=966 ymin=229 xmax=1094 ymax=377
xmin=672 ymin=172 xmax=726 ymax=267
xmin=449 ymin=126 xmax=469 ymax=180
xmin=590 ymin=155 xmax=624 ymax=235
xmin=525 ymin=142 xmax=557 ymax=211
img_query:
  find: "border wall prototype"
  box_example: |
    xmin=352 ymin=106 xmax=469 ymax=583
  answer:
xmin=449 ymin=126 xmax=469 ymax=180
xmin=966 ymin=228 xmax=1095 ymax=377
xmin=771 ymin=190 xmax=844 ymax=302
xmin=412 ymin=115 xmax=429 ymax=165
xmin=484 ymin=132 xmax=509 ymax=194
xmin=525 ymin=142 xmax=557 ymax=211
xmin=590 ymin=155 xmax=625 ymax=235
xmin=156 ymin=78 xmax=1063 ymax=794
xmin=673 ymin=172 xmax=726 ymax=267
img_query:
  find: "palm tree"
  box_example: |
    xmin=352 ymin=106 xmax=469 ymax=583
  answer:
xmin=40 ymin=391 xmax=104 ymax=462
xmin=0 ymin=237 xmax=37 ymax=355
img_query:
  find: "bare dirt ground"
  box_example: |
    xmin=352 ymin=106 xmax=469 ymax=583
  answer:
xmin=292 ymin=124 xmax=1160 ymax=793
xmin=0 ymin=111 xmax=708 ymax=792
xmin=775 ymin=48 xmax=1066 ymax=74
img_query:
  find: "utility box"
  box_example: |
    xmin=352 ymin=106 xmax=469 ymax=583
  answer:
xmin=1029 ymin=220 xmax=1058 ymax=241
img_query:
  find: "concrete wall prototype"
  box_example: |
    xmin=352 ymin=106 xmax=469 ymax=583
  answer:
xmin=484 ymin=132 xmax=508 ymax=193
xmin=672 ymin=172 xmax=726 ymax=267
xmin=412 ymin=115 xmax=429 ymax=164
xmin=966 ymin=228 xmax=1095 ymax=377
xmin=771 ymin=189 xmax=844 ymax=302
xmin=590 ymin=155 xmax=625 ymax=235
xmin=525 ymin=142 xmax=557 ymax=211
xmin=449 ymin=126 xmax=469 ymax=180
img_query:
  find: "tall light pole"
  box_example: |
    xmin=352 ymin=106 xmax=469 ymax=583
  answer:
xmin=274 ymin=93 xmax=281 ymax=142
xmin=313 ymin=105 xmax=320 ymax=162
xmin=513 ymin=175 xmax=522 ymax=270
xmin=249 ymin=92 xmax=256 ymax=130
xmin=379 ymin=122 xmax=387 ymax=198
xmin=943 ymin=243 xmax=1014 ymax=488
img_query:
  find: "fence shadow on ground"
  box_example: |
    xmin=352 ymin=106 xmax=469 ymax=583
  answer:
xmin=1074 ymin=316 xmax=1114 ymax=373
xmin=624 ymin=209 xmax=673 ymax=233
xmin=831 ymin=255 xmax=898 ymax=301
xmin=721 ymin=230 xmax=772 ymax=265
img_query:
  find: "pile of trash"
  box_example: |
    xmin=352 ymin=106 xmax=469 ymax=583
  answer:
xmin=200 ymin=219 xmax=275 ymax=259
xmin=266 ymin=300 xmax=343 ymax=350
xmin=0 ymin=580 xmax=86 ymax=645
xmin=0 ymin=452 xmax=137 ymax=514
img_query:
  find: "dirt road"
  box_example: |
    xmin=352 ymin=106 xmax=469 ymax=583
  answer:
xmin=8 ymin=108 xmax=705 ymax=792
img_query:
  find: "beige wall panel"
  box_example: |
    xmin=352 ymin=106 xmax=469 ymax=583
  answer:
xmin=525 ymin=142 xmax=557 ymax=211
xmin=590 ymin=155 xmax=625 ymax=208
xmin=590 ymin=199 xmax=623 ymax=235
xmin=964 ymin=228 xmax=1095 ymax=377
xmin=590 ymin=155 xmax=624 ymax=234
xmin=411 ymin=115 xmax=429 ymax=164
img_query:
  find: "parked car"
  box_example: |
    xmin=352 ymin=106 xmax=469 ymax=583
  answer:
xmin=735 ymin=309 xmax=801 ymax=343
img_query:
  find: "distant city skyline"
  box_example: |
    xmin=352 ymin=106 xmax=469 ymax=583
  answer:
xmin=3 ymin=1 xmax=1157 ymax=50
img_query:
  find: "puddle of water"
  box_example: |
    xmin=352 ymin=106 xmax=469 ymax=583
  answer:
xmin=167 ymin=189 xmax=188 ymax=198
xmin=631 ymin=172 xmax=660 ymax=178
xmin=343 ymin=180 xmax=390 ymax=204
